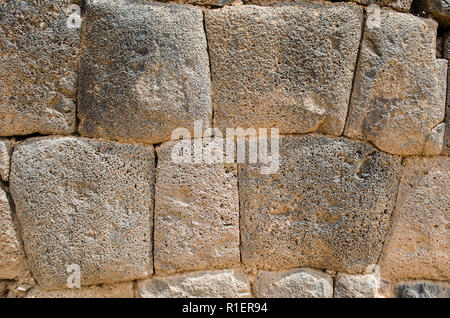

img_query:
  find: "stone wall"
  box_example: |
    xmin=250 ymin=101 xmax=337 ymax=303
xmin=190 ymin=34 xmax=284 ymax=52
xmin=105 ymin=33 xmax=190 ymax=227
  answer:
xmin=0 ymin=0 xmax=449 ymax=298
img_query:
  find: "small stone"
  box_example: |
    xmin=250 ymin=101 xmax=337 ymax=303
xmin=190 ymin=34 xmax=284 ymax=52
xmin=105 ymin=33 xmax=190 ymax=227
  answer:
xmin=154 ymin=140 xmax=240 ymax=275
xmin=423 ymin=123 xmax=445 ymax=155
xmin=78 ymin=0 xmax=211 ymax=144
xmin=240 ymin=135 xmax=402 ymax=273
xmin=10 ymin=137 xmax=155 ymax=289
xmin=394 ymin=281 xmax=450 ymax=298
xmin=138 ymin=269 xmax=251 ymax=298
xmin=0 ymin=140 xmax=12 ymax=181
xmin=334 ymin=273 xmax=381 ymax=298
xmin=345 ymin=11 xmax=447 ymax=155
xmin=0 ymin=0 xmax=79 ymax=136
xmin=16 ymin=284 xmax=32 ymax=292
xmin=379 ymin=156 xmax=450 ymax=281
xmin=254 ymin=268 xmax=333 ymax=298
xmin=205 ymin=3 xmax=363 ymax=136
xmin=350 ymin=0 xmax=412 ymax=12
xmin=0 ymin=187 xmax=25 ymax=279
xmin=26 ymin=282 xmax=134 ymax=298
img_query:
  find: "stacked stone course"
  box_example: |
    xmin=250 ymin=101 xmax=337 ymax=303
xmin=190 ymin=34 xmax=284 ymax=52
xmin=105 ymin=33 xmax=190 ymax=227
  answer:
xmin=0 ymin=0 xmax=449 ymax=298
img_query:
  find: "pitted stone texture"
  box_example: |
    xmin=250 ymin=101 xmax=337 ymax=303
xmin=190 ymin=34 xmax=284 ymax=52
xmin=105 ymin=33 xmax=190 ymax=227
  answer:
xmin=345 ymin=11 xmax=447 ymax=156
xmin=394 ymin=281 xmax=450 ymax=298
xmin=0 ymin=0 xmax=79 ymax=136
xmin=78 ymin=0 xmax=211 ymax=144
xmin=0 ymin=140 xmax=12 ymax=181
xmin=240 ymin=135 xmax=402 ymax=273
xmin=155 ymin=141 xmax=239 ymax=275
xmin=350 ymin=0 xmax=412 ymax=12
xmin=0 ymin=187 xmax=25 ymax=279
xmin=254 ymin=268 xmax=333 ymax=298
xmin=157 ymin=0 xmax=233 ymax=6
xmin=26 ymin=282 xmax=134 ymax=298
xmin=138 ymin=269 xmax=251 ymax=298
xmin=379 ymin=157 xmax=450 ymax=281
xmin=205 ymin=3 xmax=363 ymax=136
xmin=334 ymin=273 xmax=380 ymax=298
xmin=10 ymin=137 xmax=154 ymax=289
xmin=444 ymin=33 xmax=450 ymax=155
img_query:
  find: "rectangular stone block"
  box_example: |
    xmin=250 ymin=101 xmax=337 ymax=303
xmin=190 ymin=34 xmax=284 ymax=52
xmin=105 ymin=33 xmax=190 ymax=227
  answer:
xmin=78 ymin=0 xmax=212 ymax=144
xmin=334 ymin=273 xmax=381 ymax=298
xmin=0 ymin=187 xmax=26 ymax=279
xmin=379 ymin=157 xmax=450 ymax=281
xmin=344 ymin=10 xmax=447 ymax=155
xmin=138 ymin=269 xmax=251 ymax=298
xmin=10 ymin=137 xmax=155 ymax=289
xmin=254 ymin=268 xmax=333 ymax=298
xmin=0 ymin=0 xmax=79 ymax=136
xmin=394 ymin=281 xmax=450 ymax=298
xmin=154 ymin=140 xmax=240 ymax=275
xmin=0 ymin=140 xmax=12 ymax=181
xmin=239 ymin=135 xmax=402 ymax=273
xmin=205 ymin=3 xmax=363 ymax=136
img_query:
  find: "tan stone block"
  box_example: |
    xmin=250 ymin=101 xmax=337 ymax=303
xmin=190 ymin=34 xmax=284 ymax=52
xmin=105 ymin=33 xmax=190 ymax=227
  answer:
xmin=10 ymin=137 xmax=155 ymax=289
xmin=379 ymin=156 xmax=450 ymax=281
xmin=26 ymin=282 xmax=134 ymax=298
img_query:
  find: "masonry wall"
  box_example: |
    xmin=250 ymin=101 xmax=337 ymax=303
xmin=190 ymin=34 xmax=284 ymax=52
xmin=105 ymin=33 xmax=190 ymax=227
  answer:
xmin=0 ymin=0 xmax=449 ymax=298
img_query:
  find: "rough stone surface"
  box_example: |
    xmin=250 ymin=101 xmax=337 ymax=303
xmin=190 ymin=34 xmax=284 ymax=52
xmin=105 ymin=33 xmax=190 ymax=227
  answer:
xmin=350 ymin=0 xmax=412 ymax=12
xmin=0 ymin=140 xmax=12 ymax=181
xmin=154 ymin=140 xmax=240 ymax=275
xmin=254 ymin=268 xmax=333 ymax=298
xmin=240 ymin=135 xmax=402 ymax=273
xmin=0 ymin=187 xmax=25 ymax=279
xmin=10 ymin=137 xmax=155 ymax=289
xmin=334 ymin=273 xmax=380 ymax=298
xmin=379 ymin=157 xmax=450 ymax=281
xmin=444 ymin=32 xmax=450 ymax=155
xmin=423 ymin=123 xmax=446 ymax=155
xmin=26 ymin=282 xmax=134 ymax=298
xmin=138 ymin=269 xmax=251 ymax=298
xmin=394 ymin=281 xmax=450 ymax=298
xmin=0 ymin=0 xmax=79 ymax=136
xmin=157 ymin=0 xmax=233 ymax=6
xmin=78 ymin=0 xmax=211 ymax=144
xmin=205 ymin=3 xmax=363 ymax=135
xmin=344 ymin=11 xmax=447 ymax=156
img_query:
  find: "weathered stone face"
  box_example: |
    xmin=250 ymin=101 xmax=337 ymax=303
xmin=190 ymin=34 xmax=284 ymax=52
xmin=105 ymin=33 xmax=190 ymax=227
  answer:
xmin=254 ymin=268 xmax=333 ymax=298
xmin=0 ymin=0 xmax=79 ymax=136
xmin=26 ymin=282 xmax=134 ymax=298
xmin=239 ymin=135 xmax=402 ymax=273
xmin=443 ymin=33 xmax=450 ymax=155
xmin=154 ymin=140 xmax=240 ymax=275
xmin=157 ymin=0 xmax=233 ymax=6
xmin=394 ymin=281 xmax=450 ymax=298
xmin=379 ymin=156 xmax=450 ymax=281
xmin=413 ymin=0 xmax=450 ymax=29
xmin=0 ymin=140 xmax=12 ymax=181
xmin=78 ymin=0 xmax=212 ymax=144
xmin=138 ymin=269 xmax=251 ymax=298
xmin=10 ymin=137 xmax=155 ymax=289
xmin=345 ymin=10 xmax=447 ymax=156
xmin=205 ymin=3 xmax=363 ymax=136
xmin=334 ymin=273 xmax=380 ymax=298
xmin=0 ymin=187 xmax=25 ymax=279
xmin=350 ymin=0 xmax=412 ymax=12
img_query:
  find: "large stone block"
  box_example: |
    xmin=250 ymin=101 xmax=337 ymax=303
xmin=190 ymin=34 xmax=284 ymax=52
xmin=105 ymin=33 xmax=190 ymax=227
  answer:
xmin=344 ymin=10 xmax=447 ymax=156
xmin=394 ymin=281 xmax=450 ymax=298
xmin=78 ymin=0 xmax=211 ymax=144
xmin=0 ymin=0 xmax=79 ymax=136
xmin=26 ymin=282 xmax=134 ymax=298
xmin=254 ymin=268 xmax=333 ymax=298
xmin=334 ymin=273 xmax=380 ymax=298
xmin=10 ymin=137 xmax=155 ymax=289
xmin=0 ymin=140 xmax=12 ymax=181
xmin=443 ymin=33 xmax=450 ymax=155
xmin=205 ymin=3 xmax=363 ymax=135
xmin=0 ymin=187 xmax=25 ymax=279
xmin=240 ymin=135 xmax=402 ymax=273
xmin=154 ymin=140 xmax=240 ymax=275
xmin=138 ymin=269 xmax=251 ymax=298
xmin=379 ymin=157 xmax=450 ymax=281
